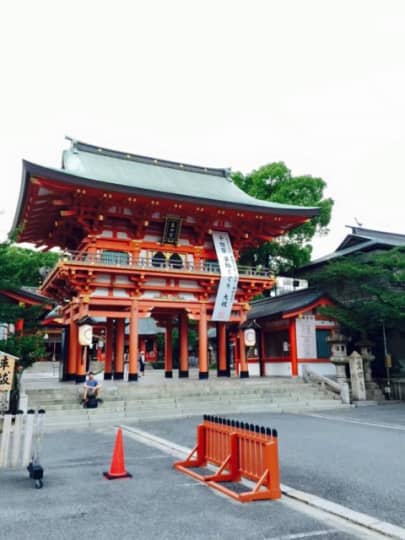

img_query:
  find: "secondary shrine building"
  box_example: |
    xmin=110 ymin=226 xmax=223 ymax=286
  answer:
xmin=12 ymin=139 xmax=319 ymax=382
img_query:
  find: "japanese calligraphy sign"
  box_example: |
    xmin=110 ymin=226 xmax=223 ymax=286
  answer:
xmin=0 ymin=353 xmax=15 ymax=392
xmin=211 ymin=232 xmax=239 ymax=321
xmin=162 ymin=216 xmax=182 ymax=245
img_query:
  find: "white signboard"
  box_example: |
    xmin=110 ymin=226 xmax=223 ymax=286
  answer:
xmin=296 ymin=315 xmax=317 ymax=359
xmin=211 ymin=232 xmax=239 ymax=321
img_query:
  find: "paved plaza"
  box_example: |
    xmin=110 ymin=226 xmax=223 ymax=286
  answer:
xmin=1 ymin=399 xmax=405 ymax=540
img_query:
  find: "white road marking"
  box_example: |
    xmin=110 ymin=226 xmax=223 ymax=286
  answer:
xmin=120 ymin=424 xmax=405 ymax=539
xmin=267 ymin=530 xmax=335 ymax=540
xmin=302 ymin=413 xmax=405 ymax=432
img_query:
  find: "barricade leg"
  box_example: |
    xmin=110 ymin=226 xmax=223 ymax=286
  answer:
xmin=174 ymin=424 xmax=208 ymax=481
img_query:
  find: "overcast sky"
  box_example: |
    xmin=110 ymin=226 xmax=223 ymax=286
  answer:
xmin=1 ymin=0 xmax=404 ymax=259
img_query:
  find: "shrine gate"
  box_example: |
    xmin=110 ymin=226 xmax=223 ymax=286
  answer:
xmin=12 ymin=139 xmax=318 ymax=382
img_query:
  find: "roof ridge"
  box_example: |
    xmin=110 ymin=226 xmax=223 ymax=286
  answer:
xmin=65 ymin=137 xmax=231 ymax=179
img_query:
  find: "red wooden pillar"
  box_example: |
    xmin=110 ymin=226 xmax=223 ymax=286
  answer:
xmin=217 ymin=322 xmax=227 ymax=377
xmin=115 ymin=318 xmax=125 ymax=379
xmin=239 ymin=329 xmax=249 ymax=378
xmin=76 ymin=334 xmax=86 ymax=383
xmin=104 ymin=318 xmax=114 ymax=380
xmin=128 ymin=300 xmax=139 ymax=381
xmin=67 ymin=320 xmax=77 ymax=381
xmin=179 ymin=311 xmax=189 ymax=378
xmin=165 ymin=321 xmax=173 ymax=378
xmin=198 ymin=304 xmax=208 ymax=379
xmin=289 ymin=318 xmax=298 ymax=377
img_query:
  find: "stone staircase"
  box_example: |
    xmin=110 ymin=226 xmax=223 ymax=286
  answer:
xmin=24 ymin=376 xmax=349 ymax=432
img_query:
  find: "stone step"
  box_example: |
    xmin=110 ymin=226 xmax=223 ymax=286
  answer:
xmin=29 ymin=390 xmax=341 ymax=412
xmin=42 ymin=400 xmax=349 ymax=432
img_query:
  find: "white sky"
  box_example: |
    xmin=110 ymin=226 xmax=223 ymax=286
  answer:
xmin=1 ymin=0 xmax=404 ymax=259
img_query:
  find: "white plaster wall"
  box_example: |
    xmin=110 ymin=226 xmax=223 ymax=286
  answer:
xmin=298 ymin=362 xmax=336 ymax=377
xmin=248 ymin=362 xmax=260 ymax=376
xmin=264 ymin=363 xmax=292 ymax=376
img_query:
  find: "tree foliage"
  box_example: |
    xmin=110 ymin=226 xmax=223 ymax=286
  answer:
xmin=0 ymin=334 xmax=46 ymax=371
xmin=0 ymin=239 xmax=58 ymax=389
xmin=0 ymin=240 xmax=58 ymax=292
xmin=232 ymin=162 xmax=333 ymax=274
xmin=314 ymin=248 xmax=405 ymax=334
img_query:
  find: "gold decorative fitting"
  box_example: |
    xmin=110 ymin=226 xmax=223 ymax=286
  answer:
xmin=144 ymin=220 xmax=149 ymax=226
xmin=98 ymin=215 xmax=104 ymax=221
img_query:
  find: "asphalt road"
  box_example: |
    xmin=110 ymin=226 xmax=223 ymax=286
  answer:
xmin=137 ymin=404 xmax=405 ymax=529
xmin=0 ymin=404 xmax=404 ymax=540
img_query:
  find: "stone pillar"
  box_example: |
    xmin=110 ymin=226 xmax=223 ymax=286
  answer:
xmin=114 ymin=318 xmax=125 ymax=380
xmin=217 ymin=322 xmax=227 ymax=376
xmin=289 ymin=319 xmax=298 ymax=377
xmin=198 ymin=304 xmax=208 ymax=379
xmin=239 ymin=329 xmax=249 ymax=378
xmin=128 ymin=300 xmax=139 ymax=381
xmin=349 ymin=350 xmax=366 ymax=401
xmin=179 ymin=312 xmax=189 ymax=378
xmin=356 ymin=339 xmax=375 ymax=383
xmin=165 ymin=322 xmax=173 ymax=378
xmin=104 ymin=318 xmax=114 ymax=380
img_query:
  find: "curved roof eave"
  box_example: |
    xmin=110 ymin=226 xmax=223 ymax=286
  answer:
xmin=15 ymin=160 xmax=320 ymax=222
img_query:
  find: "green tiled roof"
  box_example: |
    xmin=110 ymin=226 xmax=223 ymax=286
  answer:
xmin=56 ymin=139 xmax=319 ymax=216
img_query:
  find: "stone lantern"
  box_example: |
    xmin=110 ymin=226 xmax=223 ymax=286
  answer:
xmin=327 ymin=328 xmax=349 ymax=384
xmin=355 ymin=337 xmax=375 ymax=383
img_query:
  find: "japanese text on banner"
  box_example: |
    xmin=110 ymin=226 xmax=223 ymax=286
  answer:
xmin=211 ymin=232 xmax=239 ymax=321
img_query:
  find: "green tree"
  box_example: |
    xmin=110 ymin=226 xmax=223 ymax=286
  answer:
xmin=0 ymin=239 xmax=58 ymax=411
xmin=232 ymin=162 xmax=333 ymax=274
xmin=314 ymin=247 xmax=405 ymax=335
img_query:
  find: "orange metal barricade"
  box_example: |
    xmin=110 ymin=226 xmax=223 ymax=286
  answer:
xmin=174 ymin=415 xmax=281 ymax=502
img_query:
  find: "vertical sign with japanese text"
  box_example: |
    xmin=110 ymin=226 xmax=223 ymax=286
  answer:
xmin=211 ymin=232 xmax=239 ymax=321
xmin=296 ymin=315 xmax=317 ymax=359
xmin=0 ymin=353 xmax=15 ymax=392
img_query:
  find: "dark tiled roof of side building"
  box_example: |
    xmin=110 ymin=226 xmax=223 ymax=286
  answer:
xmin=246 ymin=288 xmax=329 ymax=321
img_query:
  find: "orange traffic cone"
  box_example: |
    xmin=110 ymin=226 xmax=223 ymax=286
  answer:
xmin=103 ymin=428 xmax=132 ymax=479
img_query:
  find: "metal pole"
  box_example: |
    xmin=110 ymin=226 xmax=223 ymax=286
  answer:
xmin=382 ymin=322 xmax=391 ymax=400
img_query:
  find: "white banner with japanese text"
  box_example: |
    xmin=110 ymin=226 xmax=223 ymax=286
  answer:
xmin=211 ymin=232 xmax=239 ymax=321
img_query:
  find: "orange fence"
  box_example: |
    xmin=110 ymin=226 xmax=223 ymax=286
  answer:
xmin=174 ymin=415 xmax=281 ymax=502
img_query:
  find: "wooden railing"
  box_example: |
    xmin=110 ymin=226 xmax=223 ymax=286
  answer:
xmin=58 ymin=251 xmax=273 ymax=278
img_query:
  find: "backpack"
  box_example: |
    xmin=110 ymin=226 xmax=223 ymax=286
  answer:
xmin=86 ymin=396 xmax=98 ymax=409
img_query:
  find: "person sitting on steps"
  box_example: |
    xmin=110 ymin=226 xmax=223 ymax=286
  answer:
xmin=82 ymin=371 xmax=102 ymax=405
